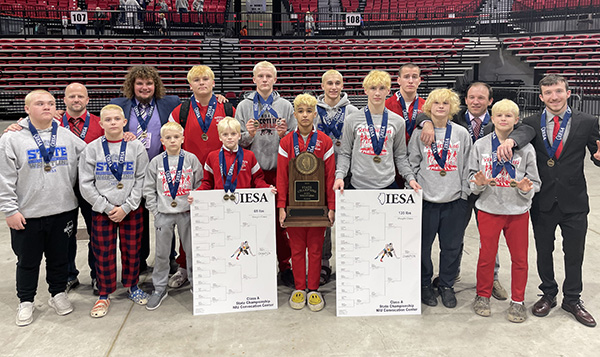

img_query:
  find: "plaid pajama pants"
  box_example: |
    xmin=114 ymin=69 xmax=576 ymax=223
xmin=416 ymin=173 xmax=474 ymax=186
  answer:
xmin=91 ymin=207 xmax=143 ymax=296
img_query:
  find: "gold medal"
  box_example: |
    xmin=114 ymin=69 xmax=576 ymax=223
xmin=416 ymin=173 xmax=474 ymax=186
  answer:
xmin=373 ymin=156 xmax=382 ymax=163
xmin=201 ymin=133 xmax=208 ymax=141
xmin=440 ymin=170 xmax=446 ymax=177
xmin=253 ymin=120 xmax=260 ymax=128
xmin=335 ymin=140 xmax=341 ymax=147
xmin=510 ymin=180 xmax=517 ymax=188
xmin=116 ymin=182 xmax=124 ymax=189
xmin=141 ymin=132 xmax=147 ymax=139
xmin=44 ymin=164 xmax=52 ymax=172
xmin=223 ymin=194 xmax=230 ymax=201
xmin=547 ymin=158 xmax=555 ymax=167
xmin=171 ymin=201 xmax=178 ymax=208
xmin=229 ymin=194 xmax=236 ymax=201
xmin=489 ymin=180 xmax=497 ymax=187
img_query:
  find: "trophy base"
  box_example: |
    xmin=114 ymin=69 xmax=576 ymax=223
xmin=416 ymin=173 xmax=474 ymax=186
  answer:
xmin=283 ymin=206 xmax=331 ymax=227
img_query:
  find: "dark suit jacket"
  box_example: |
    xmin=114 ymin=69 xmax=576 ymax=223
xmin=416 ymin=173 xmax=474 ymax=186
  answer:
xmin=524 ymin=109 xmax=600 ymax=213
xmin=109 ymin=95 xmax=181 ymax=132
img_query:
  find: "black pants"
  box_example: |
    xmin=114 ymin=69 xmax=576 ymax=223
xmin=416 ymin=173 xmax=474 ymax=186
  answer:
xmin=530 ymin=201 xmax=587 ymax=303
xmin=11 ymin=209 xmax=77 ymax=302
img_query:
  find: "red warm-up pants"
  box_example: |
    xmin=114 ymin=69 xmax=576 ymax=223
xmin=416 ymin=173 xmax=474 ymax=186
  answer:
xmin=287 ymin=226 xmax=325 ymax=291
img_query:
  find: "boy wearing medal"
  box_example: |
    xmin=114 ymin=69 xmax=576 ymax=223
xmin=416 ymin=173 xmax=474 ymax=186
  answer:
xmin=79 ymin=104 xmax=150 ymax=318
xmin=468 ymin=99 xmax=541 ymax=322
xmin=385 ymin=63 xmax=424 ymax=144
xmin=143 ymin=122 xmax=202 ymax=310
xmin=0 ymin=90 xmax=85 ymax=326
xmin=277 ymin=93 xmax=335 ymax=312
xmin=408 ymin=88 xmax=471 ymax=308
xmin=334 ymin=70 xmax=419 ymax=191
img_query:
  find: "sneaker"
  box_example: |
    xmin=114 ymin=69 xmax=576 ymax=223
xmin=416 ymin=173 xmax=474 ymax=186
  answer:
xmin=128 ymin=288 xmax=150 ymax=305
xmin=48 ymin=292 xmax=74 ymax=316
xmin=320 ymin=266 xmax=332 ymax=286
xmin=507 ymin=301 xmax=527 ymax=323
xmin=92 ymin=278 xmax=99 ymax=296
xmin=492 ymin=280 xmax=509 ymax=300
xmin=91 ymin=298 xmax=110 ymax=318
xmin=473 ymin=295 xmax=491 ymax=317
xmin=66 ymin=278 xmax=80 ymax=293
xmin=279 ymin=269 xmax=295 ymax=288
xmin=438 ymin=286 xmax=457 ymax=308
xmin=146 ymin=290 xmax=168 ymax=311
xmin=289 ymin=289 xmax=306 ymax=310
xmin=433 ymin=274 xmax=460 ymax=288
xmin=168 ymin=268 xmax=188 ymax=288
xmin=421 ymin=286 xmax=437 ymax=306
xmin=16 ymin=302 xmax=34 ymax=326
xmin=307 ymin=291 xmax=325 ymax=312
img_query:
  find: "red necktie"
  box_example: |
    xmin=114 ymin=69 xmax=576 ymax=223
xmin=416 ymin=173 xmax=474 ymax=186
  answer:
xmin=472 ymin=117 xmax=482 ymax=140
xmin=70 ymin=117 xmax=82 ymax=137
xmin=552 ymin=116 xmax=563 ymax=159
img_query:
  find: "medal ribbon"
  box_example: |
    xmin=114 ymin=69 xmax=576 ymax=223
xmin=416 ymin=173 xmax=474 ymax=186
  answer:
xmin=219 ymin=148 xmax=244 ymax=194
xmin=131 ymin=98 xmax=155 ymax=132
xmin=466 ymin=111 xmax=490 ymax=143
xmin=364 ymin=106 xmax=388 ymax=156
xmin=163 ymin=150 xmax=185 ymax=200
xmin=491 ymin=132 xmax=516 ymax=179
xmin=62 ymin=111 xmax=91 ymax=140
xmin=540 ymin=107 xmax=571 ymax=159
xmin=252 ymin=93 xmax=278 ymax=120
xmin=399 ymin=95 xmax=419 ymax=137
xmin=190 ymin=94 xmax=217 ymax=134
xmin=292 ymin=129 xmax=318 ymax=157
xmin=29 ymin=120 xmax=58 ymax=167
xmin=316 ymin=106 xmax=345 ymax=139
xmin=430 ymin=122 xmax=452 ymax=171
xmin=101 ymin=136 xmax=127 ymax=182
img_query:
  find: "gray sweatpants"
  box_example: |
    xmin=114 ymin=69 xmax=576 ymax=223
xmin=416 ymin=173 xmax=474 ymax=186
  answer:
xmin=153 ymin=212 xmax=192 ymax=291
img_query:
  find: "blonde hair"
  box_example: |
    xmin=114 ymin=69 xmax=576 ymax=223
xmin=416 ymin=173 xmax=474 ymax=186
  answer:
xmin=252 ymin=61 xmax=277 ymax=77
xmin=293 ymin=93 xmax=317 ymax=110
xmin=422 ymin=88 xmax=461 ymax=118
xmin=217 ymin=116 xmax=241 ymax=135
xmin=187 ymin=65 xmax=215 ymax=83
xmin=160 ymin=121 xmax=184 ymax=137
xmin=362 ymin=70 xmax=391 ymax=90
xmin=321 ymin=70 xmax=343 ymax=84
xmin=491 ymin=99 xmax=520 ymax=118
xmin=25 ymin=90 xmax=55 ymax=106
xmin=100 ymin=104 xmax=126 ymax=120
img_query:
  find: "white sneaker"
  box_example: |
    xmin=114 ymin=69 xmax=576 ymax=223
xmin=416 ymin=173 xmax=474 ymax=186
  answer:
xmin=48 ymin=292 xmax=74 ymax=316
xmin=16 ymin=302 xmax=34 ymax=326
xmin=168 ymin=268 xmax=188 ymax=288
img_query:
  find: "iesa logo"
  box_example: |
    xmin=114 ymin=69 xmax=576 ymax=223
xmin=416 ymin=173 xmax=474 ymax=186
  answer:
xmin=233 ymin=192 xmax=270 ymax=204
xmin=377 ymin=192 xmax=416 ymax=205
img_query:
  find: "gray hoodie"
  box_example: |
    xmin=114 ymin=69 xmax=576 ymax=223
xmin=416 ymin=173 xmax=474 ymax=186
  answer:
xmin=79 ymin=136 xmax=149 ymax=215
xmin=235 ymin=91 xmax=295 ymax=171
xmin=0 ymin=117 xmax=85 ymax=219
xmin=316 ymin=93 xmax=359 ymax=158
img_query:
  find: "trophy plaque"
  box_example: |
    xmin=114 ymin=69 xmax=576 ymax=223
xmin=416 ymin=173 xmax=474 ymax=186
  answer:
xmin=282 ymin=152 xmax=331 ymax=227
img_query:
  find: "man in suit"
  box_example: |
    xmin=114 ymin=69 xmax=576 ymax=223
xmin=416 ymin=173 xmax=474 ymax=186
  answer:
xmin=525 ymin=74 xmax=600 ymax=328
xmin=110 ymin=66 xmax=181 ymax=273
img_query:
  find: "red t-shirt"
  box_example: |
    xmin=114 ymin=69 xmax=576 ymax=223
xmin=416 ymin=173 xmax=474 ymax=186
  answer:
xmin=61 ymin=110 xmax=104 ymax=144
xmin=199 ymin=147 xmax=268 ymax=190
xmin=385 ymin=93 xmax=424 ymax=143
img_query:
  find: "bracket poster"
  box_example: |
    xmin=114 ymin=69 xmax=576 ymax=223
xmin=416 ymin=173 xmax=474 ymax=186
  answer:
xmin=335 ymin=189 xmax=422 ymax=317
xmin=190 ymin=188 xmax=277 ymax=315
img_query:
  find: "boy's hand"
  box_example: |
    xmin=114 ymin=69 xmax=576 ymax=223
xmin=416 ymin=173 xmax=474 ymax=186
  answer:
xmin=333 ymin=178 xmax=344 ymax=193
xmin=53 ymin=110 xmax=65 ymax=121
xmin=516 ymin=177 xmax=533 ymax=192
xmin=215 ymin=94 xmax=228 ymax=104
xmin=278 ymin=207 xmax=286 ymax=227
xmin=276 ymin=118 xmax=287 ymax=138
xmin=6 ymin=212 xmax=26 ymax=230
xmin=470 ymin=170 xmax=492 ymax=186
xmin=593 ymin=140 xmax=600 ymax=161
xmin=269 ymin=185 xmax=277 ymax=195
xmin=123 ymin=132 xmax=137 ymax=142
xmin=108 ymin=206 xmax=127 ymax=223
xmin=408 ymin=179 xmax=421 ymax=192
xmin=246 ymin=120 xmax=258 ymax=138
xmin=3 ymin=122 xmax=23 ymax=133
xmin=328 ymin=209 xmax=335 ymax=226
xmin=497 ymin=139 xmax=515 ymax=161
xmin=187 ymin=195 xmax=194 ymax=204
xmin=420 ymin=121 xmax=435 ymax=146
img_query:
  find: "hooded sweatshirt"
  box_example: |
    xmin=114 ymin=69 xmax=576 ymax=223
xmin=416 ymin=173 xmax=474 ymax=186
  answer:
xmin=316 ymin=92 xmax=359 ymax=158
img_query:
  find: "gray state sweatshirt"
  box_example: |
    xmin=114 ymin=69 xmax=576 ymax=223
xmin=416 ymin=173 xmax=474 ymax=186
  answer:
xmin=316 ymin=92 xmax=359 ymax=158
xmin=79 ymin=137 xmax=149 ymax=215
xmin=143 ymin=150 xmax=202 ymax=216
xmin=335 ymin=107 xmax=415 ymax=189
xmin=468 ymin=132 xmax=541 ymax=215
xmin=408 ymin=122 xmax=472 ymax=203
xmin=0 ymin=118 xmax=86 ymax=219
xmin=235 ymin=91 xmax=296 ymax=171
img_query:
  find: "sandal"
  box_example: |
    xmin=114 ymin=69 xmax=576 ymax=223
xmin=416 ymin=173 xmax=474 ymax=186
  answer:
xmin=128 ymin=288 xmax=149 ymax=305
xmin=91 ymin=298 xmax=110 ymax=318
xmin=320 ymin=266 xmax=332 ymax=286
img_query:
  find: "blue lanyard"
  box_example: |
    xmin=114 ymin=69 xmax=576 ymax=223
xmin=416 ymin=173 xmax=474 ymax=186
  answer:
xmin=364 ymin=106 xmax=388 ymax=156
xmin=430 ymin=122 xmax=452 ymax=171
xmin=163 ymin=150 xmax=185 ymax=200
xmin=190 ymin=95 xmax=217 ymax=134
xmin=292 ymin=130 xmax=318 ymax=157
xmin=399 ymin=96 xmax=419 ymax=137
xmin=252 ymin=93 xmax=278 ymax=120
xmin=101 ymin=136 xmax=127 ymax=182
xmin=29 ymin=120 xmax=58 ymax=166
xmin=540 ymin=107 xmax=571 ymax=159
xmin=491 ymin=132 xmax=516 ymax=179
xmin=219 ymin=147 xmax=244 ymax=194
xmin=316 ymin=106 xmax=345 ymax=139
xmin=466 ymin=111 xmax=490 ymax=143
xmin=131 ymin=98 xmax=155 ymax=132
xmin=62 ymin=111 xmax=91 ymax=140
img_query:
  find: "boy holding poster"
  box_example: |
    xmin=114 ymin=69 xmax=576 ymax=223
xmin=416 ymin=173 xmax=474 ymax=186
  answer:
xmin=408 ymin=88 xmax=471 ymax=309
xmin=468 ymin=99 xmax=540 ymax=322
xmin=277 ymin=93 xmax=336 ymax=312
